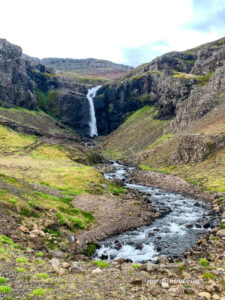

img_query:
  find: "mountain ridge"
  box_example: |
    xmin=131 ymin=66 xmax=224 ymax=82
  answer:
xmin=22 ymin=54 xmax=133 ymax=79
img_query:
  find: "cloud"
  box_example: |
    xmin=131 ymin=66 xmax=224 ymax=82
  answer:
xmin=189 ymin=0 xmax=225 ymax=32
xmin=121 ymin=41 xmax=170 ymax=67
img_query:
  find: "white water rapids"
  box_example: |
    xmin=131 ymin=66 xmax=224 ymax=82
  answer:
xmin=87 ymin=86 xmax=101 ymax=137
xmin=95 ymin=162 xmax=217 ymax=263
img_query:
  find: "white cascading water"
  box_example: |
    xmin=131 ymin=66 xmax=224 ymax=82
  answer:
xmin=87 ymin=86 xmax=102 ymax=137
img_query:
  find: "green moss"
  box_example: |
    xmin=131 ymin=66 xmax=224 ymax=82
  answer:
xmin=35 ymin=89 xmax=48 ymax=112
xmin=29 ymin=288 xmax=46 ymax=298
xmin=220 ymin=222 xmax=225 ymax=229
xmin=84 ymin=244 xmax=96 ymax=257
xmin=35 ymin=273 xmax=49 ymax=279
xmin=9 ymin=198 xmax=17 ymax=204
xmin=15 ymin=268 xmax=26 ymax=273
xmin=0 ymin=277 xmax=7 ymax=284
xmin=132 ymin=264 xmax=140 ymax=269
xmin=107 ymin=183 xmax=125 ymax=195
xmin=197 ymin=72 xmax=215 ymax=87
xmin=147 ymin=134 xmax=173 ymax=150
xmin=0 ymin=235 xmax=17 ymax=248
xmin=203 ymin=272 xmax=215 ymax=279
xmin=35 ymin=251 xmax=44 ymax=257
xmin=199 ymin=258 xmax=209 ymax=267
xmin=93 ymin=260 xmax=110 ymax=268
xmin=16 ymin=257 xmax=28 ymax=264
xmin=0 ymin=286 xmax=12 ymax=294
xmin=47 ymin=90 xmax=58 ymax=117
xmin=139 ymin=164 xmax=175 ymax=175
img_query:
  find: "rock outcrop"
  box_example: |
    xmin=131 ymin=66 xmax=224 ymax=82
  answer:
xmin=0 ymin=38 xmax=91 ymax=135
xmin=170 ymin=134 xmax=225 ymax=164
xmin=95 ymin=37 xmax=225 ymax=135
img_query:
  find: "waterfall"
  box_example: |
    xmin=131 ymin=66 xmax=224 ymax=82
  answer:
xmin=87 ymin=85 xmax=101 ymax=137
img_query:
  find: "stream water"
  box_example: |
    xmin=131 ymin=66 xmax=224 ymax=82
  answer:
xmin=87 ymin=86 xmax=101 ymax=137
xmin=95 ymin=162 xmax=216 ymax=263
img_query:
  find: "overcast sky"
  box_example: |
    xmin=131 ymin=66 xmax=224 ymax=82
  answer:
xmin=1 ymin=0 xmax=225 ymax=66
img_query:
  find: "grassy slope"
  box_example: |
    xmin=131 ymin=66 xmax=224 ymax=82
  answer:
xmin=0 ymin=125 xmax=106 ymax=232
xmin=0 ymin=118 xmax=124 ymax=253
xmin=0 ymin=106 xmax=76 ymax=137
xmin=103 ymin=102 xmax=225 ymax=193
xmin=103 ymin=106 xmax=170 ymax=158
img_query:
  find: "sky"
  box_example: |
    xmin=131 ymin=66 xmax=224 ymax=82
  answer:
xmin=0 ymin=0 xmax=225 ymax=67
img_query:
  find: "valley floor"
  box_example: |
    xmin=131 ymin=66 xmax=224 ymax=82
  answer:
xmin=0 ymin=108 xmax=224 ymax=299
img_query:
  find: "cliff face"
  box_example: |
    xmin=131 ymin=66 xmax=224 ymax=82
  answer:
xmin=0 ymin=39 xmax=36 ymax=109
xmin=0 ymin=39 xmax=91 ymax=135
xmin=95 ymin=37 xmax=225 ymax=135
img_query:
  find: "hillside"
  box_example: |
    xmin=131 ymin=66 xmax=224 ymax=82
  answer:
xmin=23 ymin=54 xmax=133 ymax=79
xmin=101 ymin=37 xmax=225 ymax=194
xmin=95 ymin=37 xmax=225 ymax=135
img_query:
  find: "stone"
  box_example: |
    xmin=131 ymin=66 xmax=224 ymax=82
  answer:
xmin=31 ymin=229 xmax=46 ymax=237
xmin=130 ymin=278 xmax=142 ymax=285
xmin=205 ymin=285 xmax=215 ymax=293
xmin=92 ymin=268 xmax=103 ymax=274
xmin=146 ymin=261 xmax=157 ymax=273
xmin=198 ymin=292 xmax=211 ymax=299
xmin=50 ymin=258 xmax=60 ymax=269
xmin=212 ymin=295 xmax=220 ymax=300
xmin=19 ymin=226 xmax=29 ymax=233
xmin=70 ymin=262 xmax=84 ymax=274
xmin=49 ymin=250 xmax=67 ymax=259
xmin=62 ymin=262 xmax=70 ymax=269
xmin=217 ymin=229 xmax=225 ymax=237
xmin=56 ymin=267 xmax=65 ymax=276
xmin=149 ymin=288 xmax=160 ymax=296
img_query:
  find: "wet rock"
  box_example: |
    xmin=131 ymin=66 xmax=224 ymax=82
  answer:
xmin=114 ymin=241 xmax=122 ymax=250
xmin=100 ymin=254 xmax=108 ymax=260
xmin=135 ymin=243 xmax=143 ymax=250
xmin=148 ymin=232 xmax=155 ymax=237
xmin=157 ymin=246 xmax=162 ymax=252
xmin=114 ymin=258 xmax=124 ymax=264
xmin=124 ymin=258 xmax=133 ymax=263
xmin=195 ymin=224 xmax=202 ymax=228
xmin=203 ymin=223 xmax=211 ymax=228
xmin=186 ymin=224 xmax=194 ymax=228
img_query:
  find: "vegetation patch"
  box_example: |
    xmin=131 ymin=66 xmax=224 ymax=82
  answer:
xmin=93 ymin=260 xmax=110 ymax=268
xmin=0 ymin=286 xmax=12 ymax=294
xmin=199 ymin=258 xmax=209 ymax=267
